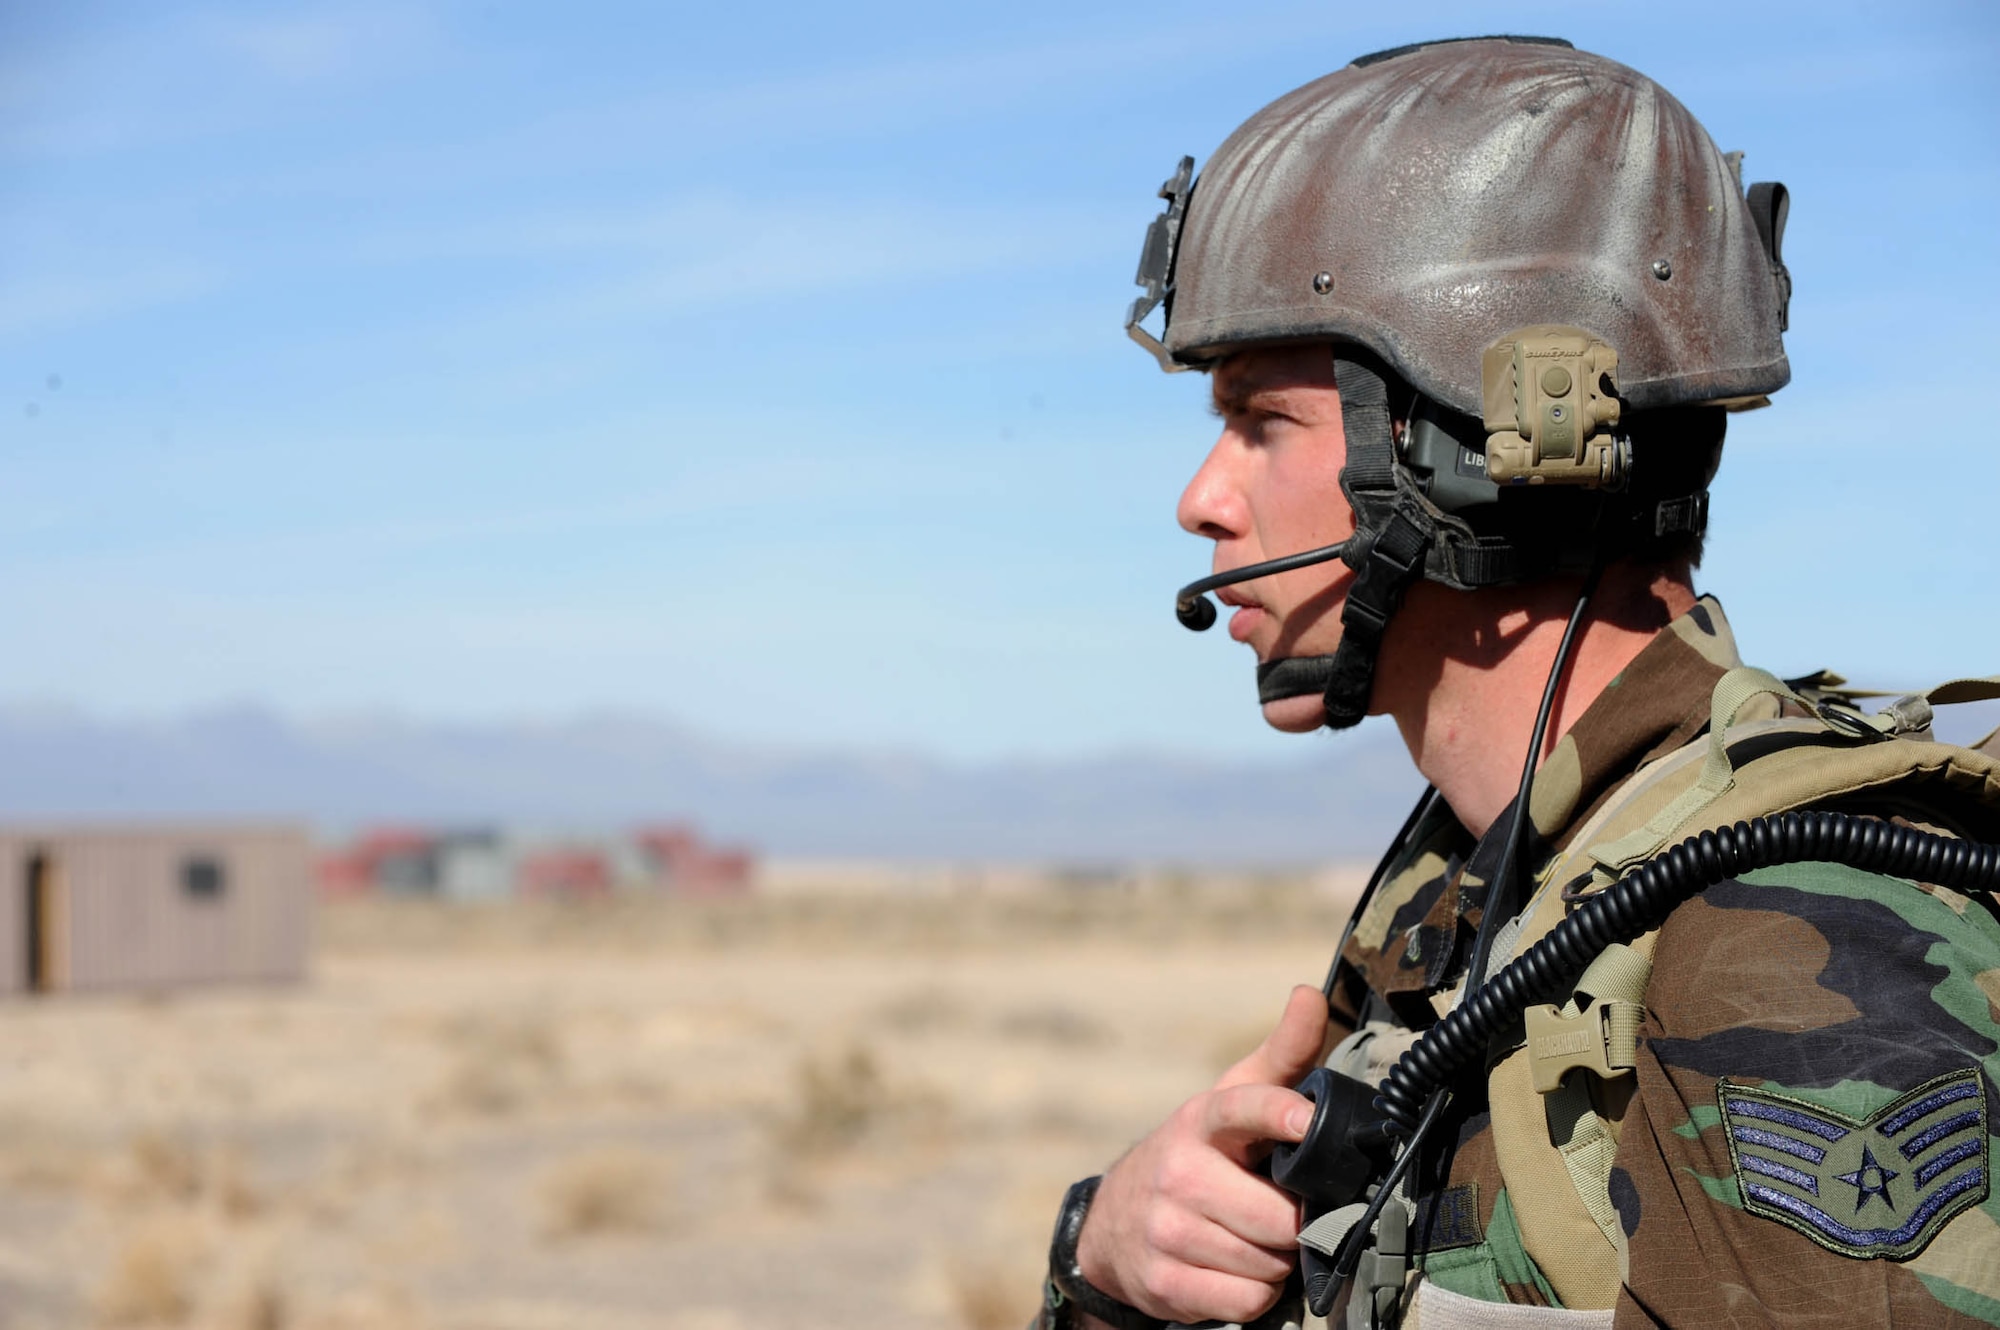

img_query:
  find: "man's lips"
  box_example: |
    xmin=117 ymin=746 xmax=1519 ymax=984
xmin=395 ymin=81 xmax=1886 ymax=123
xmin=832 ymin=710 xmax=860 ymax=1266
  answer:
xmin=1227 ymin=606 xmax=1264 ymax=643
xmin=1216 ymin=588 xmax=1265 ymax=643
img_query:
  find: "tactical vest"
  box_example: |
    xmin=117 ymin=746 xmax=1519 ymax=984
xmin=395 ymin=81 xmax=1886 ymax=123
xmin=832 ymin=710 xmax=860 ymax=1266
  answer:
xmin=1361 ymin=669 xmax=2000 ymax=1325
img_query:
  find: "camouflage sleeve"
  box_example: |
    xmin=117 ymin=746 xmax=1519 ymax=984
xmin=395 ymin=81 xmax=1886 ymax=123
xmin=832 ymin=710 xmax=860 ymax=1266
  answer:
xmin=1615 ymin=860 xmax=2000 ymax=1326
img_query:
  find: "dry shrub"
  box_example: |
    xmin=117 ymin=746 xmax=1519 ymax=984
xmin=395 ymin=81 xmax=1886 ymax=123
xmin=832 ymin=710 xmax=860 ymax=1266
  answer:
xmin=0 ymin=1125 xmax=95 ymax=1193
xmin=945 ymin=1254 xmax=1037 ymax=1330
xmin=106 ymin=1134 xmax=263 ymax=1219
xmin=428 ymin=1014 xmax=565 ymax=1117
xmin=871 ymin=985 xmax=970 ymax=1035
xmin=95 ymin=1216 xmax=290 ymax=1329
xmin=298 ymin=1137 xmax=421 ymax=1227
xmin=993 ymin=1003 xmax=1108 ymax=1048
xmin=95 ymin=1216 xmax=205 ymax=1325
xmin=291 ymin=1289 xmax=425 ymax=1330
xmin=773 ymin=1043 xmax=890 ymax=1159
xmin=597 ymin=1067 xmax=674 ymax=1110
xmin=325 ymin=876 xmax=1355 ymax=956
xmin=765 ymin=1041 xmax=954 ymax=1208
xmin=208 ymin=1150 xmax=264 ymax=1221
xmin=538 ymin=1148 xmax=671 ymax=1239
xmin=210 ymin=1272 xmax=288 ymax=1330
xmin=127 ymin=1132 xmax=203 ymax=1204
xmin=93 ymin=1133 xmax=282 ymax=1328
xmin=1019 ymin=1100 xmax=1096 ymax=1140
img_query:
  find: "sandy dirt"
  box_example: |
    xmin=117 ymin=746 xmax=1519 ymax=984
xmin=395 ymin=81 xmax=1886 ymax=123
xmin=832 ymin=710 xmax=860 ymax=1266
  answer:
xmin=0 ymin=881 xmax=1362 ymax=1330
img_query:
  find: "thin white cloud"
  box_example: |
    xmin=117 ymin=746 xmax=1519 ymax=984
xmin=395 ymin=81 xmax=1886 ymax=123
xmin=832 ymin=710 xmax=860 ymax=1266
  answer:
xmin=0 ymin=264 xmax=219 ymax=340
xmin=227 ymin=6 xmax=1342 ymax=202
xmin=1659 ymin=23 xmax=1995 ymax=99
xmin=198 ymin=6 xmax=439 ymax=83
xmin=282 ymin=190 xmax=1126 ymax=365
xmin=0 ymin=3 xmax=441 ymax=156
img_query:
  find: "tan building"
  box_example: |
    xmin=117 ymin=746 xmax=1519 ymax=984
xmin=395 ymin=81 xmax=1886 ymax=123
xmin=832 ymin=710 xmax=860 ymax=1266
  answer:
xmin=0 ymin=826 xmax=311 ymax=995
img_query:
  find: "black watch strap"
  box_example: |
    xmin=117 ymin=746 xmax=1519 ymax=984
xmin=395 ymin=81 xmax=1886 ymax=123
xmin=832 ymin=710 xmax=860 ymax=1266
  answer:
xmin=1044 ymin=1176 xmax=1168 ymax=1330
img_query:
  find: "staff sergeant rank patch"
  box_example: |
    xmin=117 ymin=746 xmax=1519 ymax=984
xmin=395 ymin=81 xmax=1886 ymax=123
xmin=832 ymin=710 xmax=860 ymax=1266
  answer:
xmin=1717 ymin=1069 xmax=1989 ymax=1260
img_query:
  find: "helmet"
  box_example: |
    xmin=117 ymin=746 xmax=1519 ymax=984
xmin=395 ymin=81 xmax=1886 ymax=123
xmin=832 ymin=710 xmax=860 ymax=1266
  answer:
xmin=1133 ymin=35 xmax=1791 ymax=412
xmin=1131 ymin=35 xmax=1794 ymax=728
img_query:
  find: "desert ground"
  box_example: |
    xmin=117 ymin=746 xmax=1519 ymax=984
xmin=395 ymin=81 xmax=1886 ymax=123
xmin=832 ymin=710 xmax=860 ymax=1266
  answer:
xmin=0 ymin=873 xmax=1365 ymax=1330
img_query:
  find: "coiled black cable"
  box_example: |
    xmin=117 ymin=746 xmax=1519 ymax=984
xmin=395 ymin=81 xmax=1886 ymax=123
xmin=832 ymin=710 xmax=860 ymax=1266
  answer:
xmin=1372 ymin=809 xmax=2000 ymax=1134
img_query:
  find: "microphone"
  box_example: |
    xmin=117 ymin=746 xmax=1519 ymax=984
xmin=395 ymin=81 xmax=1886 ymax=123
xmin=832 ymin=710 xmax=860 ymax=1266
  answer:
xmin=1174 ymin=539 xmax=1351 ymax=631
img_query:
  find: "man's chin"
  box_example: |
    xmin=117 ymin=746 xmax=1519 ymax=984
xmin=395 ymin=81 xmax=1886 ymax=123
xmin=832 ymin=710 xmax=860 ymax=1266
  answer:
xmin=1259 ymin=694 xmax=1325 ymax=733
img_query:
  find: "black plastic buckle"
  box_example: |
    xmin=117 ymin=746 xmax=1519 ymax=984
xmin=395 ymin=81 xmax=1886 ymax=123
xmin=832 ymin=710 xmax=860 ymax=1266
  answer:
xmin=1652 ymin=491 xmax=1709 ymax=538
xmin=1340 ymin=510 xmax=1430 ymax=645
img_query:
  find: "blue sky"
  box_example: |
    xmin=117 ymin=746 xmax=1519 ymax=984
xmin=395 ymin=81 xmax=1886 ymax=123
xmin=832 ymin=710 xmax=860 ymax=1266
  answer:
xmin=0 ymin=2 xmax=1996 ymax=763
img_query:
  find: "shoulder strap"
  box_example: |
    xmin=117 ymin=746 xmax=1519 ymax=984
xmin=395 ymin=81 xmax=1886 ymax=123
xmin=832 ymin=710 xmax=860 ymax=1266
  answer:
xmin=1587 ymin=669 xmax=2000 ymax=877
xmin=1540 ymin=943 xmax=1653 ymax=1254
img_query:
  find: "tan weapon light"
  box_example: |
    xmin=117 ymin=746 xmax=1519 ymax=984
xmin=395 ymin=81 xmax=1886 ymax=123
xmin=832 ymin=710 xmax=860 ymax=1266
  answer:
xmin=1481 ymin=326 xmax=1627 ymax=487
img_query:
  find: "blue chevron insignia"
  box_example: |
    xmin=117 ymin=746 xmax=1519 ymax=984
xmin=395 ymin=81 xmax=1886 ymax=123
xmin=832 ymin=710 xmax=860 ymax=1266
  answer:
xmin=1717 ymin=1068 xmax=1989 ymax=1260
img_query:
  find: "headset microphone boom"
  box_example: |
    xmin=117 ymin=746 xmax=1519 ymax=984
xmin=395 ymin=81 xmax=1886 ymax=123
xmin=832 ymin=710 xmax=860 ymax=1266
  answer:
xmin=1173 ymin=539 xmax=1350 ymax=631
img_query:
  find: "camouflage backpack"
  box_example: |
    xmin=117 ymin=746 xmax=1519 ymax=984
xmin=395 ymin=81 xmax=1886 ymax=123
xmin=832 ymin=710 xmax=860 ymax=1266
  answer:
xmin=1454 ymin=667 xmax=2000 ymax=1313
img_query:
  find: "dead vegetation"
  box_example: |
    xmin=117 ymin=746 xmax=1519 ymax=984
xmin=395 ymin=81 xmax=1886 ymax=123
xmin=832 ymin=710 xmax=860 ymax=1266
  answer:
xmin=316 ymin=872 xmax=1359 ymax=956
xmin=871 ymin=984 xmax=972 ymax=1035
xmin=993 ymin=1003 xmax=1109 ymax=1048
xmin=774 ymin=1043 xmax=892 ymax=1158
xmin=426 ymin=1012 xmax=567 ymax=1117
xmin=945 ymin=1254 xmax=1039 ymax=1330
xmin=760 ymin=1039 xmax=959 ymax=1209
xmin=108 ymin=1132 xmax=264 ymax=1219
xmin=538 ymin=1147 xmax=671 ymax=1238
xmin=0 ymin=880 xmax=1354 ymax=1328
xmin=91 ymin=1193 xmax=284 ymax=1330
xmin=95 ymin=1216 xmax=204 ymax=1325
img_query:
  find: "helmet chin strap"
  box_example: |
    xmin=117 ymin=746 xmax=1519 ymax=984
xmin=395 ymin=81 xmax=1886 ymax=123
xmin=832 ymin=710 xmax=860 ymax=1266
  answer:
xmin=1256 ymin=655 xmax=1337 ymax=706
xmin=1255 ymin=352 xmax=1433 ymax=730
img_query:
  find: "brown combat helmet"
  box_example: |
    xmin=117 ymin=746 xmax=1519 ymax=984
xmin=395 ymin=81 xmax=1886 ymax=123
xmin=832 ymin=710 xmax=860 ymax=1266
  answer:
xmin=1130 ymin=36 xmax=1792 ymax=415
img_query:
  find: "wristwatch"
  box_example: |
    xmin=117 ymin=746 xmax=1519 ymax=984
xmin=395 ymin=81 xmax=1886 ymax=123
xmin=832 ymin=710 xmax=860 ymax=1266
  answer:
xmin=1043 ymin=1176 xmax=1170 ymax=1330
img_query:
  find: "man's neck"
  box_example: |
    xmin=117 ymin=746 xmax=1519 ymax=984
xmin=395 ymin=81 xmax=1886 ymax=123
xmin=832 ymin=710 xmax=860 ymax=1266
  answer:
xmin=1379 ymin=565 xmax=1697 ymax=838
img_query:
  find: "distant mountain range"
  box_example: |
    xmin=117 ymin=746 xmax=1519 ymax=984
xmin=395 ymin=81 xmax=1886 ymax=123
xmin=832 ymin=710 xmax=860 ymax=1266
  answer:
xmin=0 ymin=705 xmax=1425 ymax=863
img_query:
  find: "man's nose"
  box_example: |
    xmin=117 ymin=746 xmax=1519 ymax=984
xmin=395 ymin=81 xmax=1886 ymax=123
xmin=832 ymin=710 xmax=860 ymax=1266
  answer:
xmin=1177 ymin=438 xmax=1246 ymax=541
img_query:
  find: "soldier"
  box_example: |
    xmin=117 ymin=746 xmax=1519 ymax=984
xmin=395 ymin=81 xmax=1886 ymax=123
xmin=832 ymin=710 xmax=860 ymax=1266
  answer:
xmin=1037 ymin=36 xmax=2000 ymax=1330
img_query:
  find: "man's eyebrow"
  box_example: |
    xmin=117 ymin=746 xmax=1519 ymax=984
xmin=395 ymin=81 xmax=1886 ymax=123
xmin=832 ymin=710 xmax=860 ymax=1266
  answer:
xmin=1210 ymin=380 xmax=1309 ymax=417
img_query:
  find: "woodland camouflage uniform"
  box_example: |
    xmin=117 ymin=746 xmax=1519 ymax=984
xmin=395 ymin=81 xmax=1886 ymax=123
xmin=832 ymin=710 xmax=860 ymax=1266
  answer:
xmin=1331 ymin=597 xmax=2000 ymax=1324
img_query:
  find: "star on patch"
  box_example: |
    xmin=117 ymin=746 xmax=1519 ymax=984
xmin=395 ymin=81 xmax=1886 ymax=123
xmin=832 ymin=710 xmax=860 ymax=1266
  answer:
xmin=1716 ymin=1067 xmax=1989 ymax=1260
xmin=1835 ymin=1146 xmax=1899 ymax=1212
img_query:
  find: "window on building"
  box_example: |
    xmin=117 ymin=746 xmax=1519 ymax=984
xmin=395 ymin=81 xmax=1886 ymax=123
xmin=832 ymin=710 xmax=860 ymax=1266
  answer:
xmin=182 ymin=856 xmax=226 ymax=901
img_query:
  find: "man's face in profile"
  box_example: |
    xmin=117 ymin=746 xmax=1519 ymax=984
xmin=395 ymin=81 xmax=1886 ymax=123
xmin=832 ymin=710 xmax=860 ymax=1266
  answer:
xmin=1177 ymin=345 xmax=1357 ymax=733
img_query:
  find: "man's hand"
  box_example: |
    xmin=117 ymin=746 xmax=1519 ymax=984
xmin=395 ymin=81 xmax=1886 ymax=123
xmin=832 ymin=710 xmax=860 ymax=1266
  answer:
xmin=1075 ymin=985 xmax=1329 ymax=1325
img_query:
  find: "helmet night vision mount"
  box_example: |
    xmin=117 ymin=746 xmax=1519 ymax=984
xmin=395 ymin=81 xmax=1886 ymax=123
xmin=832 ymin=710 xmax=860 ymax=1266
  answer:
xmin=1481 ymin=326 xmax=1626 ymax=488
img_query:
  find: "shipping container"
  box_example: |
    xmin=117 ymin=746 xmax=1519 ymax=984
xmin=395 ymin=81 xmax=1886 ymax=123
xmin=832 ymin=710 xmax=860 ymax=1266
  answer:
xmin=0 ymin=825 xmax=311 ymax=995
